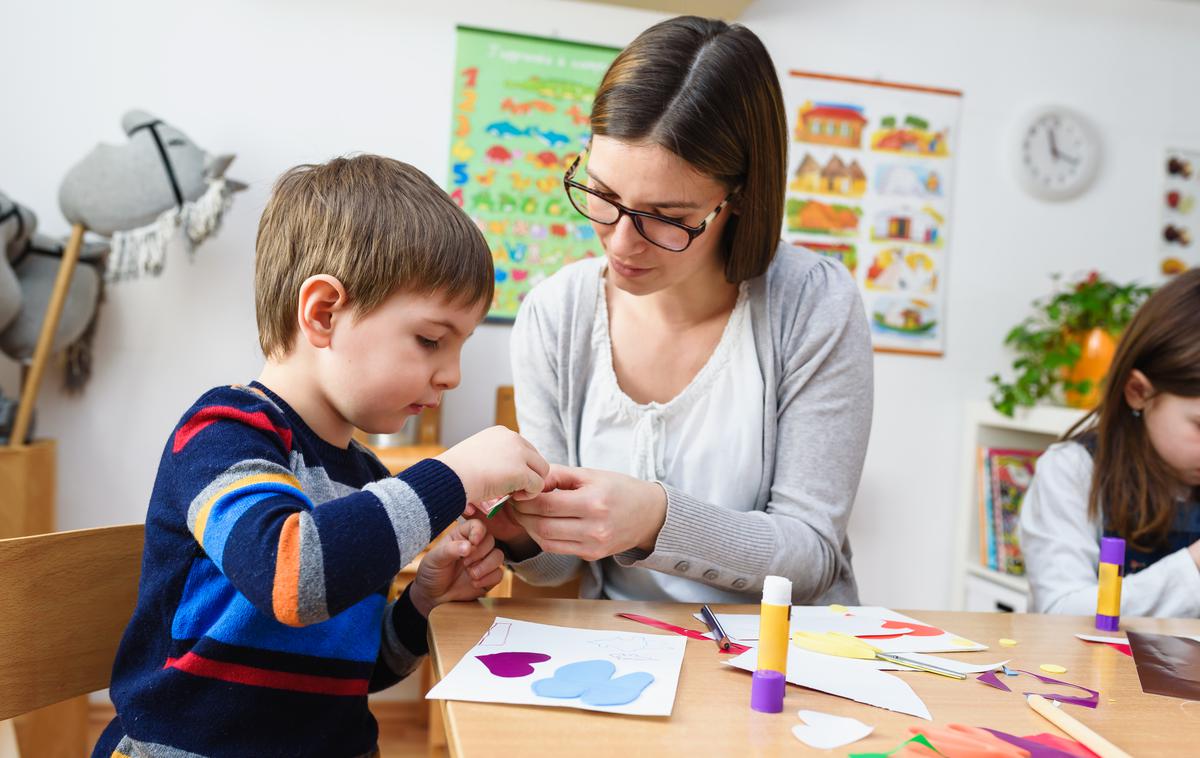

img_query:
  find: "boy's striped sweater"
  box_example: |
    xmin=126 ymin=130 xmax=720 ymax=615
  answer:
xmin=93 ymin=382 xmax=465 ymax=758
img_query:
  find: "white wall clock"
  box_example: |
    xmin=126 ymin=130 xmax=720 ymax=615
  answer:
xmin=1013 ymin=106 xmax=1101 ymax=201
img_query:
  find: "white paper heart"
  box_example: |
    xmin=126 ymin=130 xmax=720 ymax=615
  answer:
xmin=792 ymin=709 xmax=874 ymax=750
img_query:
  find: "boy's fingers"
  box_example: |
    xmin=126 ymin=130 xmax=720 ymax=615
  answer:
xmin=461 ymin=518 xmax=485 ymax=544
xmin=473 ymin=567 xmax=504 ymax=589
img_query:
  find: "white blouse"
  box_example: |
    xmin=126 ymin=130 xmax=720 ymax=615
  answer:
xmin=579 ymin=270 xmax=765 ymax=602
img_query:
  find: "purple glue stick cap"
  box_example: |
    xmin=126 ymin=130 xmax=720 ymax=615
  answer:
xmin=1100 ymin=537 xmax=1125 ymax=565
xmin=750 ymin=669 xmax=785 ymax=713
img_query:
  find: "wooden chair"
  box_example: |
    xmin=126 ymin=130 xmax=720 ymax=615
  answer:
xmin=0 ymin=524 xmax=144 ymax=756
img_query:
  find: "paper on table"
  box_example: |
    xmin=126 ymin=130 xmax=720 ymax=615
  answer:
xmin=1078 ymin=632 xmax=1200 ymax=644
xmin=1076 ymin=633 xmax=1129 ymax=644
xmin=895 ymin=652 xmax=1009 ymax=675
xmin=695 ymin=612 xmax=912 ymax=641
xmin=724 ymin=645 xmax=932 ymax=720
xmin=793 ymin=710 xmax=874 ymax=749
xmin=703 ymin=606 xmax=985 ymax=653
xmin=799 ymin=606 xmax=988 ymax=654
xmin=426 ymin=617 xmax=686 ymax=716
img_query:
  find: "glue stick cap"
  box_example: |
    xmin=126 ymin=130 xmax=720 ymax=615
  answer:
xmin=750 ymin=669 xmax=785 ymax=713
xmin=762 ymin=575 xmax=792 ymax=606
xmin=1100 ymin=537 xmax=1125 ymax=565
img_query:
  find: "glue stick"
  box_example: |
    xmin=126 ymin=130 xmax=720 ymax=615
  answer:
xmin=1095 ymin=537 xmax=1125 ymax=631
xmin=757 ymin=575 xmax=791 ymax=674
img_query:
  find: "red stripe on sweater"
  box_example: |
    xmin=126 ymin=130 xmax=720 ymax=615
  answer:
xmin=173 ymin=405 xmax=293 ymax=454
xmin=164 ymin=653 xmax=368 ymax=696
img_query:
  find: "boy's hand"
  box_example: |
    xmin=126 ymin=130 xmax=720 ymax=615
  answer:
xmin=463 ymin=498 xmax=539 ymax=559
xmin=409 ymin=519 xmax=505 ymax=617
xmin=436 ymin=426 xmax=549 ymax=505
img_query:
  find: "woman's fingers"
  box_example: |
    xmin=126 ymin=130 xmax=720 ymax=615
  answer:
xmin=510 ymin=487 xmax=590 ymax=518
xmin=541 ymin=464 xmax=586 ymax=492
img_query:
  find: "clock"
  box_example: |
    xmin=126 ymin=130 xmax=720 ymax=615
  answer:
xmin=1013 ymin=106 xmax=1101 ymax=201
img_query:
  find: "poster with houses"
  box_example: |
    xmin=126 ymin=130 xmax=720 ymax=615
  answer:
xmin=782 ymin=71 xmax=963 ymax=356
xmin=447 ymin=27 xmax=618 ymax=321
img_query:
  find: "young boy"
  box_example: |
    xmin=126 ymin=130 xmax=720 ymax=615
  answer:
xmin=94 ymin=155 xmax=548 ymax=757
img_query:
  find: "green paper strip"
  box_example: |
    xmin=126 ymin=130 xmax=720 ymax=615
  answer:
xmin=850 ymin=733 xmax=942 ymax=758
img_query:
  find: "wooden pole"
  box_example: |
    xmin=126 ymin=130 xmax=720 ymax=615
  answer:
xmin=9 ymin=223 xmax=85 ymax=449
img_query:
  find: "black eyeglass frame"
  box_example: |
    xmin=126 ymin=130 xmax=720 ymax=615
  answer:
xmin=562 ymin=151 xmax=737 ymax=253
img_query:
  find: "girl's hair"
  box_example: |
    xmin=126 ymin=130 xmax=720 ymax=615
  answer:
xmin=589 ymin=16 xmax=786 ymax=282
xmin=1065 ymin=268 xmax=1200 ymax=549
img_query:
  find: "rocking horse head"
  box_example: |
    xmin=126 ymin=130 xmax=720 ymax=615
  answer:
xmin=58 ymin=109 xmax=245 ymax=280
xmin=0 ymin=193 xmax=37 ymax=330
xmin=0 ymin=191 xmax=108 ymax=389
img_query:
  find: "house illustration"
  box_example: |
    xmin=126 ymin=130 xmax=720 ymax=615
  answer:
xmin=790 ymin=153 xmax=867 ymax=196
xmin=872 ymin=205 xmax=943 ymax=244
xmin=796 ymin=101 xmax=867 ymax=148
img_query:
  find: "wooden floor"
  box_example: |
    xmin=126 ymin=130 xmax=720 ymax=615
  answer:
xmin=87 ymin=702 xmax=433 ymax=757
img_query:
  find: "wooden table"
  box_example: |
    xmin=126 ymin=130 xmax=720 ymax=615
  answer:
xmin=428 ymin=599 xmax=1200 ymax=756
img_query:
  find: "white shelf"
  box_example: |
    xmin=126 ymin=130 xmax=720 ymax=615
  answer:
xmin=966 ymin=564 xmax=1029 ymax=595
xmin=973 ymin=403 xmax=1089 ymax=437
xmin=951 ymin=401 xmax=1088 ymax=611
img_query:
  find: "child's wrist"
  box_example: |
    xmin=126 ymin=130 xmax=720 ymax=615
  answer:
xmin=408 ymin=583 xmax=435 ymax=617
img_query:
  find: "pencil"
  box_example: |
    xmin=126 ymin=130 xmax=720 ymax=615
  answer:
xmin=1025 ymin=694 xmax=1132 ymax=758
xmin=699 ymin=604 xmax=731 ymax=651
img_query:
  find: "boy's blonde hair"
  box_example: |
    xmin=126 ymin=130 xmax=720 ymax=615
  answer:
xmin=255 ymin=155 xmax=493 ymax=358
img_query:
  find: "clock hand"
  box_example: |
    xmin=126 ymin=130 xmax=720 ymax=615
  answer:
xmin=1047 ymin=128 xmax=1061 ymax=159
xmin=1058 ymin=151 xmax=1080 ymax=167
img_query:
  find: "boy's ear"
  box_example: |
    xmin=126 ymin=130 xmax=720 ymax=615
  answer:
xmin=297 ymin=275 xmax=348 ymax=349
xmin=1124 ymin=368 xmax=1154 ymax=411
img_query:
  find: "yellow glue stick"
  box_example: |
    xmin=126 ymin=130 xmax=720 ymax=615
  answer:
xmin=757 ymin=575 xmax=792 ymax=675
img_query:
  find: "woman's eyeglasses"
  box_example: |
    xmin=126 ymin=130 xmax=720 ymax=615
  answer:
xmin=562 ymin=151 xmax=735 ymax=253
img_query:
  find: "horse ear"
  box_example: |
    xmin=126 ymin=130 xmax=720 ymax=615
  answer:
xmin=121 ymin=109 xmax=159 ymax=135
xmin=205 ymin=153 xmax=235 ymax=179
xmin=224 ymin=179 xmax=249 ymax=193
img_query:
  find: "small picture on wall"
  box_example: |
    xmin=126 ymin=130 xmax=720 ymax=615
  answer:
xmin=1160 ymin=148 xmax=1199 ymax=278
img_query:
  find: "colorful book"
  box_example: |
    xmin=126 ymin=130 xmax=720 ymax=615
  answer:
xmin=977 ymin=448 xmax=997 ymax=570
xmin=986 ymin=448 xmax=1042 ymax=576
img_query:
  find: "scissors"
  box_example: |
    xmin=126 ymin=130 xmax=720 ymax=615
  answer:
xmin=791 ymin=631 xmax=966 ymax=680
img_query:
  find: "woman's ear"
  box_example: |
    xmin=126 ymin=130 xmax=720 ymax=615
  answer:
xmin=296 ymin=275 xmax=348 ymax=349
xmin=1123 ymin=368 xmax=1155 ymax=411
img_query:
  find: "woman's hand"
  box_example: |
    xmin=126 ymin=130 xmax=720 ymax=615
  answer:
xmin=508 ymin=464 xmax=667 ymax=561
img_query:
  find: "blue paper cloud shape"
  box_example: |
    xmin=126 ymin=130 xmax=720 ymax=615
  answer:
xmin=531 ymin=659 xmax=655 ymax=706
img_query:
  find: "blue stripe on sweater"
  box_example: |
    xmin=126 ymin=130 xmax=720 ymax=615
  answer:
xmin=171 ymin=557 xmax=385 ymax=662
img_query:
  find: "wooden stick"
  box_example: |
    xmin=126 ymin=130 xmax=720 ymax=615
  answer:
xmin=9 ymin=223 xmax=85 ymax=448
xmin=1026 ymin=694 xmax=1132 ymax=758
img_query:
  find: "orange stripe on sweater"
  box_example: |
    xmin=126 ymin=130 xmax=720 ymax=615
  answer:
xmin=272 ymin=512 xmax=303 ymax=626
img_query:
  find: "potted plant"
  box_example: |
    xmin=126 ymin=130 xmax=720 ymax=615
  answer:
xmin=989 ymin=272 xmax=1154 ymax=417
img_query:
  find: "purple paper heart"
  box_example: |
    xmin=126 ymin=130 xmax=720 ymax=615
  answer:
xmin=476 ymin=651 xmax=551 ymax=678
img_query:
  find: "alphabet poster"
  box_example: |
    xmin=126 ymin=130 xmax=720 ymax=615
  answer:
xmin=447 ymin=27 xmax=618 ymax=321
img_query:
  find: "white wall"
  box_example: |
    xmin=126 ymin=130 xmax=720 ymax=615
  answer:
xmin=2 ymin=0 xmax=1198 ymax=610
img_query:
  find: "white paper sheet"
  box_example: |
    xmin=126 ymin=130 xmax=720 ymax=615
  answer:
xmin=793 ymin=710 xmax=874 ymax=749
xmin=724 ymin=646 xmax=932 ymax=720
xmin=893 ymin=652 xmax=1009 ymax=674
xmin=695 ymin=611 xmax=910 ymax=641
xmin=701 ymin=606 xmax=984 ymax=653
xmin=426 ymin=617 xmax=686 ymax=716
xmin=1076 ymin=633 xmax=1130 ymax=644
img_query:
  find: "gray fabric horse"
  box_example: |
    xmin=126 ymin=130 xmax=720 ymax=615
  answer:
xmin=0 ymin=192 xmax=108 ymax=391
xmin=59 ymin=108 xmax=245 ymax=281
xmin=1 ymin=109 xmax=241 ymax=394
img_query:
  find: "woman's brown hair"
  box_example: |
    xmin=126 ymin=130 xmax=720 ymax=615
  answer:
xmin=1065 ymin=267 xmax=1200 ymax=549
xmin=589 ymin=16 xmax=786 ymax=282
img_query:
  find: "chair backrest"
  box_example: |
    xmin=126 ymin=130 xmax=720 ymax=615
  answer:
xmin=0 ymin=524 xmax=143 ymax=720
xmin=495 ymin=385 xmax=518 ymax=432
